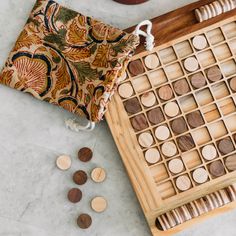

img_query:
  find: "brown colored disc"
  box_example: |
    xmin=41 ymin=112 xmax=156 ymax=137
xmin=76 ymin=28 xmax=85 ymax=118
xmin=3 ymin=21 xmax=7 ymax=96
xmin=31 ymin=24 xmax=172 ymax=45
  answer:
xmin=209 ymin=160 xmax=225 ymax=177
xmin=128 ymin=59 xmax=145 ymax=76
xmin=68 ymin=188 xmax=82 ymax=203
xmin=73 ymin=170 xmax=88 ymax=185
xmin=147 ymin=107 xmax=165 ymax=125
xmin=77 ymin=214 xmax=92 ymax=229
xmin=173 ymin=79 xmax=190 ymax=95
xmin=207 ymin=66 xmax=222 ymax=82
xmin=78 ymin=147 xmax=93 ymax=162
xmin=190 ymin=73 xmax=206 ymax=89
xmin=225 ymin=154 xmax=236 ymax=171
xmin=158 ymin=85 xmax=173 ymax=101
xmin=114 ymin=0 xmax=149 ymax=5
xmin=186 ymin=111 xmax=204 ymax=128
xmin=218 ymin=138 xmax=235 ymax=155
xmin=230 ymin=77 xmax=236 ymax=91
xmin=177 ymin=135 xmax=195 ymax=152
xmin=131 ymin=114 xmax=148 ymax=131
xmin=124 ymin=97 xmax=142 ymax=114
xmin=171 ymin=117 xmax=188 ymax=134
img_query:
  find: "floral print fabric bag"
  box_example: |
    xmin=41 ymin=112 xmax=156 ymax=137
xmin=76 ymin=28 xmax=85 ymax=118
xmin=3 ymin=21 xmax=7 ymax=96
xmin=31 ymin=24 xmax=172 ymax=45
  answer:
xmin=0 ymin=0 xmax=139 ymax=125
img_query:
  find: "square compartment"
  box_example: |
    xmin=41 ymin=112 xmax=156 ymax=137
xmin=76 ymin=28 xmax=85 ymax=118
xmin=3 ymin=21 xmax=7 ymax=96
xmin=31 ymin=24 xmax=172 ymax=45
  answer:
xmin=159 ymin=47 xmax=177 ymax=64
xmin=174 ymin=40 xmax=193 ymax=58
xmin=208 ymin=121 xmax=228 ymax=139
xmin=195 ymin=88 xmax=214 ymax=106
xmin=211 ymin=82 xmax=230 ymax=99
xmin=228 ymin=39 xmax=236 ymax=55
xmin=202 ymin=104 xmax=221 ymax=122
xmin=156 ymin=181 xmax=176 ymax=199
xmin=207 ymin=28 xmax=225 ymax=45
xmin=132 ymin=75 xmax=151 ymax=93
xmin=221 ymin=59 xmax=236 ymax=77
xmin=150 ymin=163 xmax=169 ymax=183
xmin=219 ymin=98 xmax=236 ymax=115
xmin=214 ymin=44 xmax=232 ymax=61
xmin=222 ymin=22 xmax=236 ymax=39
xmin=225 ymin=114 xmax=236 ymax=132
xmin=179 ymin=94 xmax=198 ymax=112
xmin=182 ymin=150 xmax=202 ymax=169
xmin=149 ymin=69 xmax=167 ymax=87
xmin=192 ymin=127 xmax=211 ymax=146
xmin=164 ymin=62 xmax=184 ymax=80
xmin=197 ymin=50 xmax=216 ymax=68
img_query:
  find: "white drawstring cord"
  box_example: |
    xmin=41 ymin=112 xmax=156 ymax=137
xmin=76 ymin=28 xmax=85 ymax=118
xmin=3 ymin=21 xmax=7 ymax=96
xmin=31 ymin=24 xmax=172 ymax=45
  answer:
xmin=134 ymin=20 xmax=155 ymax=51
xmin=65 ymin=118 xmax=95 ymax=132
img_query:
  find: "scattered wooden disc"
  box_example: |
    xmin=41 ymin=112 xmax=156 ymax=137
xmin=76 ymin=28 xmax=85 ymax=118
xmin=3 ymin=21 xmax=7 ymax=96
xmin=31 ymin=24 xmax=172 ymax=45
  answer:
xmin=168 ymin=158 xmax=184 ymax=174
xmin=144 ymin=54 xmax=160 ymax=69
xmin=190 ymin=73 xmax=206 ymax=89
xmin=56 ymin=155 xmax=72 ymax=170
xmin=229 ymin=77 xmax=236 ymax=91
xmin=155 ymin=125 xmax=170 ymax=141
xmin=138 ymin=132 xmax=154 ymax=148
xmin=147 ymin=107 xmax=165 ymax=125
xmin=91 ymin=197 xmax=107 ymax=213
xmin=128 ymin=59 xmax=145 ymax=76
xmin=177 ymin=135 xmax=195 ymax=152
xmin=161 ymin=141 xmax=177 ymax=157
xmin=202 ymin=144 xmax=217 ymax=160
xmin=186 ymin=111 xmax=204 ymax=128
xmin=176 ymin=175 xmax=191 ymax=191
xmin=145 ymin=148 xmax=161 ymax=164
xmin=173 ymin=79 xmax=190 ymax=95
xmin=124 ymin=97 xmax=142 ymax=114
xmin=73 ymin=170 xmax=88 ymax=185
xmin=78 ymin=147 xmax=93 ymax=162
xmin=207 ymin=66 xmax=222 ymax=82
xmin=192 ymin=35 xmax=207 ymax=50
xmin=164 ymin=102 xmax=179 ymax=117
xmin=118 ymin=83 xmax=134 ymax=98
xmin=91 ymin=167 xmax=106 ymax=183
xmin=77 ymin=214 xmax=92 ymax=229
xmin=141 ymin=92 xmax=156 ymax=107
xmin=209 ymin=160 xmax=225 ymax=177
xmin=158 ymin=85 xmax=173 ymax=101
xmin=225 ymin=154 xmax=236 ymax=171
xmin=68 ymin=188 xmax=82 ymax=203
xmin=192 ymin=168 xmax=208 ymax=184
xmin=171 ymin=117 xmax=188 ymax=134
xmin=218 ymin=138 xmax=235 ymax=155
xmin=184 ymin=57 xmax=199 ymax=72
xmin=131 ymin=114 xmax=148 ymax=131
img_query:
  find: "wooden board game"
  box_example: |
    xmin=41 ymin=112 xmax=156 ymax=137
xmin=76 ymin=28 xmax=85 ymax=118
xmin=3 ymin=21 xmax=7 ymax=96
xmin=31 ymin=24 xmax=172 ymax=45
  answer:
xmin=106 ymin=0 xmax=236 ymax=235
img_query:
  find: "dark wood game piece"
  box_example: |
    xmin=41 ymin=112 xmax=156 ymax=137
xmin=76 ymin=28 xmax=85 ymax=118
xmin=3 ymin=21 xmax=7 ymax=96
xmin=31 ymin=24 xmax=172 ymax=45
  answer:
xmin=68 ymin=188 xmax=82 ymax=203
xmin=207 ymin=66 xmax=222 ymax=82
xmin=177 ymin=135 xmax=195 ymax=152
xmin=209 ymin=160 xmax=225 ymax=177
xmin=173 ymin=79 xmax=190 ymax=95
xmin=124 ymin=97 xmax=142 ymax=114
xmin=218 ymin=138 xmax=235 ymax=155
xmin=131 ymin=114 xmax=148 ymax=131
xmin=73 ymin=170 xmax=88 ymax=185
xmin=229 ymin=77 xmax=236 ymax=92
xmin=78 ymin=147 xmax=93 ymax=162
xmin=128 ymin=59 xmax=145 ymax=76
xmin=147 ymin=107 xmax=165 ymax=125
xmin=158 ymin=85 xmax=173 ymax=101
xmin=186 ymin=111 xmax=204 ymax=128
xmin=77 ymin=214 xmax=92 ymax=229
xmin=171 ymin=117 xmax=188 ymax=134
xmin=190 ymin=73 xmax=206 ymax=89
xmin=225 ymin=154 xmax=236 ymax=171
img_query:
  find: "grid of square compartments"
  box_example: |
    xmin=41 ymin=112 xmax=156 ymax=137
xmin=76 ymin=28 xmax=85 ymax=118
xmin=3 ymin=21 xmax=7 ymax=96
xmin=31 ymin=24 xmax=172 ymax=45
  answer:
xmin=118 ymin=21 xmax=236 ymax=200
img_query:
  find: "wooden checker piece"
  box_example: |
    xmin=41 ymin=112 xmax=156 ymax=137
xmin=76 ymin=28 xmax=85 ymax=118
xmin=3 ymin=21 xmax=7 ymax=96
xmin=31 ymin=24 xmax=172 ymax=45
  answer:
xmin=177 ymin=135 xmax=195 ymax=152
xmin=207 ymin=66 xmax=222 ymax=82
xmin=144 ymin=54 xmax=160 ymax=69
xmin=131 ymin=114 xmax=148 ymax=131
xmin=171 ymin=117 xmax=188 ymax=134
xmin=192 ymin=168 xmax=208 ymax=184
xmin=145 ymin=148 xmax=161 ymax=164
xmin=173 ymin=79 xmax=190 ymax=95
xmin=91 ymin=167 xmax=106 ymax=183
xmin=218 ymin=138 xmax=235 ymax=155
xmin=184 ymin=57 xmax=199 ymax=72
xmin=186 ymin=111 xmax=204 ymax=128
xmin=141 ymin=92 xmax=156 ymax=107
xmin=128 ymin=59 xmax=145 ymax=76
xmin=91 ymin=196 xmax=108 ymax=213
xmin=229 ymin=77 xmax=236 ymax=91
xmin=138 ymin=132 xmax=154 ymax=148
xmin=176 ymin=175 xmax=191 ymax=191
xmin=164 ymin=102 xmax=180 ymax=117
xmin=190 ymin=73 xmax=206 ymax=89
xmin=118 ymin=83 xmax=134 ymax=98
xmin=202 ymin=144 xmax=217 ymax=161
xmin=161 ymin=141 xmax=177 ymax=157
xmin=56 ymin=155 xmax=71 ymax=170
xmin=77 ymin=214 xmax=92 ymax=229
xmin=78 ymin=147 xmax=93 ymax=162
xmin=73 ymin=170 xmax=88 ymax=185
xmin=192 ymin=35 xmax=208 ymax=50
xmin=155 ymin=125 xmax=170 ymax=141
xmin=68 ymin=188 xmax=82 ymax=203
xmin=147 ymin=107 xmax=165 ymax=125
xmin=225 ymin=154 xmax=236 ymax=171
xmin=124 ymin=97 xmax=142 ymax=114
xmin=158 ymin=85 xmax=173 ymax=101
xmin=209 ymin=160 xmax=225 ymax=177
xmin=168 ymin=158 xmax=184 ymax=174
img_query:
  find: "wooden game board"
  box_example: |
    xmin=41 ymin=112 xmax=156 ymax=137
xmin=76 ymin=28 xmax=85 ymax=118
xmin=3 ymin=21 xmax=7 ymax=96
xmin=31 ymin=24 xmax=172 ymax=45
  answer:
xmin=106 ymin=0 xmax=236 ymax=235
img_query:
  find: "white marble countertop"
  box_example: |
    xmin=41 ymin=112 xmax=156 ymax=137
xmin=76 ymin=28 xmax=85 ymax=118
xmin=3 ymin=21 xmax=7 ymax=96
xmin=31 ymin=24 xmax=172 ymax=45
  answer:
xmin=0 ymin=0 xmax=236 ymax=236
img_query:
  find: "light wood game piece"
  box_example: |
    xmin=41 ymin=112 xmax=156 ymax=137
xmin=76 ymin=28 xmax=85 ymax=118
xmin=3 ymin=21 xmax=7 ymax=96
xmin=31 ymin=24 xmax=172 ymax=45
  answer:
xmin=91 ymin=167 xmax=106 ymax=183
xmin=56 ymin=155 xmax=72 ymax=170
xmin=141 ymin=92 xmax=156 ymax=107
xmin=200 ymin=6 xmax=208 ymax=21
xmin=147 ymin=107 xmax=165 ymax=124
xmin=138 ymin=132 xmax=154 ymax=148
xmin=144 ymin=54 xmax=160 ymax=69
xmin=145 ymin=148 xmax=161 ymax=164
xmin=176 ymin=175 xmax=191 ymax=191
xmin=187 ymin=111 xmax=204 ymax=128
xmin=195 ymin=9 xmax=203 ymax=22
xmin=209 ymin=3 xmax=217 ymax=17
xmin=164 ymin=102 xmax=179 ymax=117
xmin=91 ymin=196 xmax=107 ymax=213
xmin=229 ymin=0 xmax=236 ymax=9
xmin=219 ymin=0 xmax=227 ymax=12
xmin=190 ymin=73 xmax=206 ymax=89
xmin=118 ymin=83 xmax=133 ymax=98
xmin=184 ymin=57 xmax=199 ymax=72
xmin=124 ymin=97 xmax=142 ymax=114
xmin=161 ymin=141 xmax=177 ymax=157
xmin=171 ymin=117 xmax=188 ymax=134
xmin=205 ymin=4 xmax=212 ymax=18
xmin=202 ymin=144 xmax=217 ymax=160
xmin=155 ymin=125 xmax=170 ymax=141
xmin=219 ymin=189 xmax=230 ymax=204
xmin=192 ymin=35 xmax=207 ymax=50
xmin=218 ymin=138 xmax=234 ymax=154
xmin=213 ymin=1 xmax=223 ymax=15
xmin=229 ymin=77 xmax=236 ymax=91
xmin=207 ymin=66 xmax=222 ymax=82
xmin=192 ymin=168 xmax=209 ymax=184
xmin=225 ymin=154 xmax=236 ymax=171
xmin=173 ymin=79 xmax=190 ymax=95
xmin=177 ymin=135 xmax=195 ymax=152
xmin=128 ymin=59 xmax=145 ymax=76
xmin=166 ymin=211 xmax=177 ymax=228
xmin=168 ymin=158 xmax=184 ymax=174
xmin=209 ymin=160 xmax=225 ymax=177
xmin=158 ymin=85 xmax=173 ymax=101
xmin=131 ymin=114 xmax=148 ymax=131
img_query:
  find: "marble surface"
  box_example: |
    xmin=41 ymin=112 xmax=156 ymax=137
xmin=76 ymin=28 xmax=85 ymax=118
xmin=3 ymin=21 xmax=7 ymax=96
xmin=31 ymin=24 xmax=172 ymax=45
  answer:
xmin=0 ymin=0 xmax=236 ymax=236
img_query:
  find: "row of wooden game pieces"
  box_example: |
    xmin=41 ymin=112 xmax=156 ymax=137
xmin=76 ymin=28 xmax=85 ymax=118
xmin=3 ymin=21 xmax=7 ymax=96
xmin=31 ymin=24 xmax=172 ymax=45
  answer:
xmin=156 ymin=184 xmax=236 ymax=231
xmin=195 ymin=0 xmax=236 ymax=23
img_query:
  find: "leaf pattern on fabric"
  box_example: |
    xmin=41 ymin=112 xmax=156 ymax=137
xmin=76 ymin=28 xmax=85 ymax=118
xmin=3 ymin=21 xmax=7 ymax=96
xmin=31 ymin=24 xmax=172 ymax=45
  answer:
xmin=0 ymin=70 xmax=14 ymax=86
xmin=63 ymin=47 xmax=91 ymax=61
xmin=92 ymin=44 xmax=110 ymax=68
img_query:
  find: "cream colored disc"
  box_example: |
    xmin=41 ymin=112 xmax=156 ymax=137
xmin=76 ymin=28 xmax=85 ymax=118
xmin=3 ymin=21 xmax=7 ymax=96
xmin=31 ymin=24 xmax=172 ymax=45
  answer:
xmin=144 ymin=54 xmax=160 ymax=69
xmin=118 ymin=83 xmax=133 ymax=98
xmin=164 ymin=102 xmax=180 ymax=117
xmin=91 ymin=167 xmax=106 ymax=183
xmin=176 ymin=175 xmax=191 ymax=191
xmin=141 ymin=91 xmax=156 ymax=107
xmin=145 ymin=148 xmax=161 ymax=164
xmin=192 ymin=35 xmax=207 ymax=50
xmin=168 ymin=158 xmax=184 ymax=174
xmin=202 ymin=144 xmax=217 ymax=160
xmin=155 ymin=125 xmax=170 ymax=141
xmin=138 ymin=132 xmax=154 ymax=148
xmin=192 ymin=168 xmax=209 ymax=184
xmin=91 ymin=197 xmax=107 ymax=213
xmin=56 ymin=155 xmax=72 ymax=170
xmin=184 ymin=57 xmax=199 ymax=72
xmin=161 ymin=141 xmax=177 ymax=157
